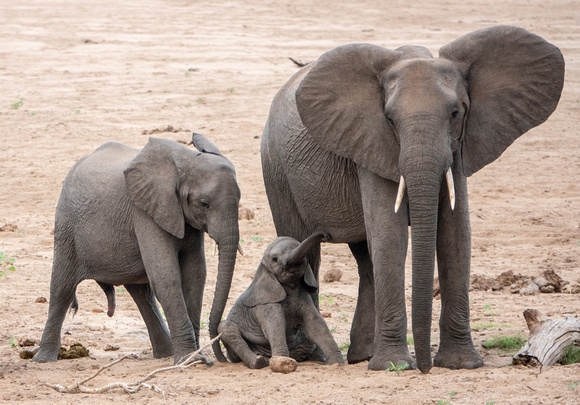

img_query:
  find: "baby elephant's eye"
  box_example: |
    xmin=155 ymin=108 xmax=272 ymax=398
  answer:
xmin=272 ymin=256 xmax=278 ymax=263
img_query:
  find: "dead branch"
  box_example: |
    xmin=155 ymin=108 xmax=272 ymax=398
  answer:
xmin=513 ymin=309 xmax=580 ymax=367
xmin=42 ymin=334 xmax=221 ymax=395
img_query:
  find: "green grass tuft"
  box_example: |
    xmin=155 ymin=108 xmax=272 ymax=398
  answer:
xmin=482 ymin=334 xmax=526 ymax=351
xmin=560 ymin=346 xmax=580 ymax=365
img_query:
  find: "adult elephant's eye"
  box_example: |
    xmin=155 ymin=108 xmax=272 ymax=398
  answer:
xmin=200 ymin=201 xmax=209 ymax=209
xmin=386 ymin=115 xmax=395 ymax=125
xmin=451 ymin=109 xmax=459 ymax=119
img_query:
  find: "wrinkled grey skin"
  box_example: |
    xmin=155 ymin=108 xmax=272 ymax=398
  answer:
xmin=261 ymin=26 xmax=565 ymax=373
xmin=33 ymin=134 xmax=240 ymax=365
xmin=218 ymin=232 xmax=344 ymax=369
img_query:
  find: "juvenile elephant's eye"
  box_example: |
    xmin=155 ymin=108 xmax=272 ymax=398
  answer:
xmin=272 ymin=256 xmax=278 ymax=263
xmin=386 ymin=115 xmax=394 ymax=125
xmin=451 ymin=110 xmax=459 ymax=119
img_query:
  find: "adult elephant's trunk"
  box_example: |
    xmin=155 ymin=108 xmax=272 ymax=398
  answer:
xmin=286 ymin=232 xmax=327 ymax=266
xmin=208 ymin=209 xmax=239 ymax=363
xmin=400 ymin=139 xmax=451 ymax=374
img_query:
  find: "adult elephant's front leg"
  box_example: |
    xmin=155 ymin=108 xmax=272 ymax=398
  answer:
xmin=434 ymin=163 xmax=483 ymax=369
xmin=136 ymin=217 xmax=197 ymax=364
xmin=358 ymin=167 xmax=414 ymax=370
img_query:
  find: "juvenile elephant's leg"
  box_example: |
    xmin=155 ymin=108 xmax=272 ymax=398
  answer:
xmin=218 ymin=321 xmax=268 ymax=369
xmin=124 ymin=283 xmax=173 ymax=359
xmin=358 ymin=168 xmax=414 ymax=371
xmin=179 ymin=230 xmax=207 ymax=346
xmin=434 ymin=166 xmax=483 ymax=370
xmin=347 ymin=240 xmax=375 ymax=364
xmin=301 ymin=302 xmax=344 ymax=365
xmin=136 ymin=219 xmax=197 ymax=364
xmin=33 ymin=249 xmax=81 ymax=363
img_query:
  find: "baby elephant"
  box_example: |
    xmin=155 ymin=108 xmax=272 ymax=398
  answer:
xmin=33 ymin=134 xmax=240 ymax=365
xmin=219 ymin=232 xmax=344 ymax=371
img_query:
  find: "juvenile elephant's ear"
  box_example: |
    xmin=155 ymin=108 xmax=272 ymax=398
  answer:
xmin=240 ymin=264 xmax=286 ymax=307
xmin=124 ymin=138 xmax=185 ymax=239
xmin=302 ymin=264 xmax=318 ymax=292
xmin=439 ymin=25 xmax=565 ymax=176
xmin=296 ymin=44 xmax=402 ymax=182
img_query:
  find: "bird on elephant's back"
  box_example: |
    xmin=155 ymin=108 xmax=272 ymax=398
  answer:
xmin=261 ymin=25 xmax=565 ymax=373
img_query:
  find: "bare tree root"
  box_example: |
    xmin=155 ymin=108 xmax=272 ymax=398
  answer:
xmin=42 ymin=334 xmax=221 ymax=395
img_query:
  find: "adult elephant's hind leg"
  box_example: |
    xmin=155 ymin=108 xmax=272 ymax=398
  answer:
xmin=346 ymin=240 xmax=375 ymax=364
xmin=125 ymin=283 xmax=174 ymax=359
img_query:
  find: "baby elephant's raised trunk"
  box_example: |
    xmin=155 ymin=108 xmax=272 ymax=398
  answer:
xmin=285 ymin=232 xmax=328 ymax=266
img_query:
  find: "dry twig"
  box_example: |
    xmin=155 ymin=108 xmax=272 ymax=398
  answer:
xmin=42 ymin=334 xmax=221 ymax=395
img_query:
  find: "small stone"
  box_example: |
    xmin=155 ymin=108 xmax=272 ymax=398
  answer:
xmin=269 ymin=356 xmax=298 ymax=374
xmin=540 ymin=285 xmax=555 ymax=293
xmin=104 ymin=344 xmax=120 ymax=352
xmin=17 ymin=336 xmax=37 ymax=347
xmin=238 ymin=206 xmax=255 ymax=221
xmin=323 ymin=268 xmax=343 ymax=283
xmin=320 ymin=311 xmax=332 ymax=318
xmin=520 ymin=281 xmax=540 ymax=296
xmin=533 ymin=277 xmax=548 ymax=289
xmin=35 ymin=297 xmax=47 ymax=303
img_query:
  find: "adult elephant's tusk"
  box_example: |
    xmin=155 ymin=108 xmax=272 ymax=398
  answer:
xmin=237 ymin=242 xmax=244 ymax=256
xmin=446 ymin=168 xmax=456 ymax=211
xmin=394 ymin=176 xmax=406 ymax=213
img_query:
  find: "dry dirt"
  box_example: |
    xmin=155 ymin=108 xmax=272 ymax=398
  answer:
xmin=1 ymin=0 xmax=579 ymax=404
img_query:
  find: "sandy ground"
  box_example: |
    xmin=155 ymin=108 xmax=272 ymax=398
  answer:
xmin=1 ymin=0 xmax=579 ymax=403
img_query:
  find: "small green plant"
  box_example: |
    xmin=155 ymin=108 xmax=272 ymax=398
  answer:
xmin=0 ymin=252 xmax=16 ymax=278
xmin=30 ymin=111 xmax=37 ymax=116
xmin=74 ymin=109 xmax=80 ymax=114
xmin=200 ymin=311 xmax=210 ymax=330
xmin=485 ymin=402 xmax=496 ymax=405
xmin=482 ymin=334 xmax=526 ymax=351
xmin=165 ymin=98 xmax=173 ymax=103
xmin=569 ymin=382 xmax=580 ymax=390
xmin=227 ymin=87 xmax=235 ymax=93
xmin=9 ymin=337 xmax=17 ymax=347
xmin=330 ymin=326 xmax=337 ymax=333
xmin=250 ymin=236 xmax=264 ymax=242
xmin=337 ymin=312 xmax=349 ymax=323
xmin=319 ymin=293 xmax=334 ymax=305
xmin=11 ymin=96 xmax=23 ymax=110
xmin=116 ymin=287 xmax=126 ymax=294
xmin=196 ymin=97 xmax=205 ymax=104
xmin=339 ymin=341 xmax=350 ymax=352
xmin=560 ymin=346 xmax=580 ymax=365
xmin=406 ymin=335 xmax=414 ymax=345
xmin=184 ymin=103 xmax=191 ymax=108
xmin=436 ymin=390 xmax=457 ymax=405
xmin=386 ymin=361 xmax=408 ymax=376
xmin=483 ymin=304 xmax=495 ymax=316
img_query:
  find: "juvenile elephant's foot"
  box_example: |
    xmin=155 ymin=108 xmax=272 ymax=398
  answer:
xmin=434 ymin=344 xmax=483 ymax=370
xmin=31 ymin=347 xmax=58 ymax=363
xmin=174 ymin=348 xmax=208 ymax=365
xmin=248 ymin=355 xmax=269 ymax=370
xmin=367 ymin=347 xmax=416 ymax=371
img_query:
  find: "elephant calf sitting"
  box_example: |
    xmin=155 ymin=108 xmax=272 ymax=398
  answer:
xmin=219 ymin=232 xmax=344 ymax=372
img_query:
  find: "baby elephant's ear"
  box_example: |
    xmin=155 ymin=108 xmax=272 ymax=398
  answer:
xmin=240 ymin=264 xmax=286 ymax=307
xmin=303 ymin=264 xmax=318 ymax=292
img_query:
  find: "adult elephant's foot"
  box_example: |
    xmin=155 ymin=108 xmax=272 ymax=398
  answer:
xmin=151 ymin=342 xmax=174 ymax=359
xmin=433 ymin=344 xmax=483 ymax=370
xmin=346 ymin=341 xmax=373 ymax=364
xmin=367 ymin=347 xmax=416 ymax=370
xmin=249 ymin=355 xmax=269 ymax=369
xmin=31 ymin=347 xmax=58 ymax=363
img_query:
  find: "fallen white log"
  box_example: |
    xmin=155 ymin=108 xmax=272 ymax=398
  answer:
xmin=513 ymin=309 xmax=580 ymax=367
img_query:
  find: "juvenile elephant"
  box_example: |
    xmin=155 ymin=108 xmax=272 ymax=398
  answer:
xmin=218 ymin=232 xmax=344 ymax=370
xmin=261 ymin=26 xmax=565 ymax=373
xmin=33 ymin=134 xmax=240 ymax=364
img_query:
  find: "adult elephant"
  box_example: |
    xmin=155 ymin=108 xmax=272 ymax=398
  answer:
xmin=33 ymin=134 xmax=239 ymax=364
xmin=260 ymin=26 xmax=564 ymax=373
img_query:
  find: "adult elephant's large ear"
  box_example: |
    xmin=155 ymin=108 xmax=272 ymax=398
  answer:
xmin=124 ymin=138 xmax=185 ymax=239
xmin=296 ymin=44 xmax=402 ymax=182
xmin=439 ymin=25 xmax=565 ymax=176
xmin=240 ymin=265 xmax=286 ymax=307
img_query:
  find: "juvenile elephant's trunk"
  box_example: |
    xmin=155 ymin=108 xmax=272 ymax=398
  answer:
xmin=208 ymin=211 xmax=239 ymax=363
xmin=401 ymin=139 xmax=451 ymax=374
xmin=286 ymin=232 xmax=327 ymax=266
